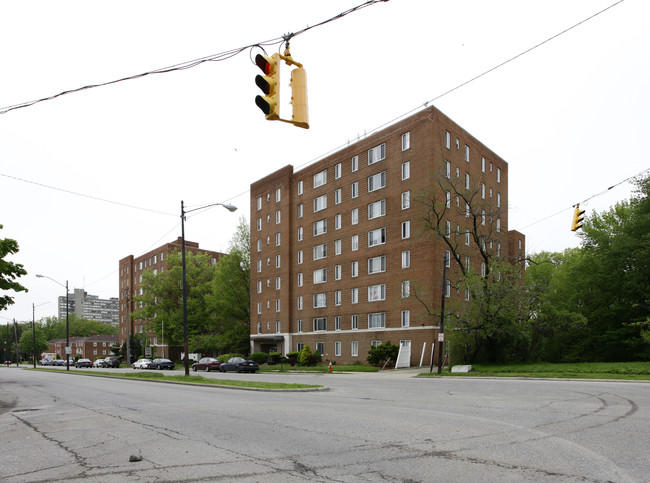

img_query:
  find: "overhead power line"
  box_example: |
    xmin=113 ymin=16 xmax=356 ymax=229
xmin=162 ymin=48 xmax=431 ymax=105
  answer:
xmin=0 ymin=0 xmax=389 ymax=115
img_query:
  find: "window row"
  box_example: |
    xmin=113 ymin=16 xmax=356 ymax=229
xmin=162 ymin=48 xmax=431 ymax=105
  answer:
xmin=443 ymin=130 xmax=502 ymax=181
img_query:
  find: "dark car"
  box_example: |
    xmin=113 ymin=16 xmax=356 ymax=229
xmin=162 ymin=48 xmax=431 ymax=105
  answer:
xmin=102 ymin=356 xmax=121 ymax=368
xmin=149 ymin=358 xmax=175 ymax=370
xmin=192 ymin=357 xmax=223 ymax=372
xmin=75 ymin=358 xmax=92 ymax=368
xmin=219 ymin=357 xmax=259 ymax=373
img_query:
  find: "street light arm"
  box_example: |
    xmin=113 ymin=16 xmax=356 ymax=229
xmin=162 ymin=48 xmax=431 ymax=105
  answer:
xmin=182 ymin=202 xmax=237 ymax=216
xmin=35 ymin=274 xmax=66 ymax=289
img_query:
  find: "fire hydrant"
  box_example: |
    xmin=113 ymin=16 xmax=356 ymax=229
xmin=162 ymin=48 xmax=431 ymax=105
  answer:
xmin=328 ymin=361 xmax=332 ymax=373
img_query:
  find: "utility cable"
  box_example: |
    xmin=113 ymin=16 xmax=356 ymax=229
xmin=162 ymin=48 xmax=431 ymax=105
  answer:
xmin=0 ymin=0 xmax=388 ymax=115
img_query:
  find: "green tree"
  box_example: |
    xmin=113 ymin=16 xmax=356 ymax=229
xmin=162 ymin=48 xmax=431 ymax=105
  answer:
xmin=366 ymin=341 xmax=400 ymax=367
xmin=0 ymin=225 xmax=28 ymax=311
xmin=132 ymin=250 xmax=218 ymax=351
xmin=18 ymin=326 xmax=49 ymax=361
xmin=418 ymin=174 xmax=528 ymax=363
xmin=40 ymin=314 xmax=117 ymax=341
xmin=203 ymin=217 xmax=251 ymax=355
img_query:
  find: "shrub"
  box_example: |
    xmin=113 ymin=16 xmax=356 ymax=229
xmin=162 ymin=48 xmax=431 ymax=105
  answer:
xmin=286 ymin=351 xmax=300 ymax=366
xmin=249 ymin=352 xmax=269 ymax=365
xmin=268 ymin=352 xmax=282 ymax=364
xmin=366 ymin=341 xmax=399 ymax=367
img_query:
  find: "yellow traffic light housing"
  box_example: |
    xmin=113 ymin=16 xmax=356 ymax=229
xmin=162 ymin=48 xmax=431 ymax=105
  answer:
xmin=255 ymin=53 xmax=280 ymax=120
xmin=254 ymin=46 xmax=309 ymax=129
xmin=571 ymin=205 xmax=585 ymax=231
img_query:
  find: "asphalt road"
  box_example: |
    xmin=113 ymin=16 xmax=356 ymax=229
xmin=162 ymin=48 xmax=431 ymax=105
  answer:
xmin=1 ymin=366 xmax=648 ymax=482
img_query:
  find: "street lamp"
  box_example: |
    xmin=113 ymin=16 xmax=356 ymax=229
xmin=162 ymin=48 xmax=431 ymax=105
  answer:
xmin=180 ymin=200 xmax=237 ymax=376
xmin=36 ymin=274 xmax=70 ymax=371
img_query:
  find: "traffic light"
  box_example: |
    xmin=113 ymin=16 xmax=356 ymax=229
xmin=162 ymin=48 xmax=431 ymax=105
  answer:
xmin=571 ymin=205 xmax=585 ymax=231
xmin=289 ymin=67 xmax=309 ymax=129
xmin=254 ymin=53 xmax=280 ymax=120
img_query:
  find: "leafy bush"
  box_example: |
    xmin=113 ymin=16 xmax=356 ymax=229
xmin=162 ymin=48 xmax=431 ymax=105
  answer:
xmin=286 ymin=351 xmax=300 ymax=366
xmin=298 ymin=345 xmax=322 ymax=366
xmin=366 ymin=341 xmax=399 ymax=367
xmin=218 ymin=353 xmax=244 ymax=362
xmin=268 ymin=352 xmax=282 ymax=364
xmin=249 ymin=352 xmax=269 ymax=365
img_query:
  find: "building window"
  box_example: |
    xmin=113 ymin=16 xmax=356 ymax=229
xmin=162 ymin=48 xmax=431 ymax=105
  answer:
xmin=401 ymin=280 xmax=410 ymax=298
xmin=445 ymin=191 xmax=451 ymax=208
xmin=297 ymin=342 xmax=304 ymax=351
xmin=351 ymin=155 xmax=359 ymax=172
xmin=316 ymin=342 xmax=325 ymax=355
xmin=276 ymin=321 xmax=281 ymax=333
xmin=297 ymin=203 xmax=303 ymax=218
xmin=297 ymin=250 xmax=302 ymax=264
xmin=401 ymin=191 xmax=410 ymax=210
xmin=276 ymin=188 xmax=281 ymax=202
xmin=496 ymin=218 xmax=501 ymax=232
xmin=368 ymin=284 xmax=386 ymax=302
xmin=368 ymin=143 xmax=386 ymax=165
xmin=445 ymin=220 xmax=451 ymax=238
xmin=351 ymin=261 xmax=359 ymax=278
xmin=313 ymin=317 xmax=327 ymax=331
xmin=298 ymin=227 xmax=303 ymax=241
xmin=368 ymin=227 xmax=386 ymax=247
xmin=465 ymin=173 xmax=470 ymax=190
xmin=313 ymin=219 xmax=327 ymax=236
xmin=257 ymin=197 xmax=262 ymax=210
xmin=351 ymin=341 xmax=359 ymax=357
xmin=465 ymin=202 xmax=470 ymax=218
xmin=335 ymin=239 xmax=342 ymax=255
xmin=368 ymin=171 xmax=386 ymax=192
xmin=351 ymin=208 xmax=359 ymax=225
xmin=298 ymin=180 xmax=303 ymax=195
xmin=313 ymin=170 xmax=327 ymax=188
xmin=275 ymin=299 xmax=281 ymax=312
xmin=298 ymin=272 xmax=303 ymax=287
xmin=257 ymin=218 xmax=262 ymax=231
xmin=401 ymin=250 xmax=410 ymax=268
xmin=256 ymin=302 xmax=262 ymax=314
xmin=313 ymin=268 xmax=327 ymax=284
xmin=313 ymin=243 xmax=327 ymax=260
xmin=276 ymin=254 xmax=282 ymax=267
xmin=465 ymin=145 xmax=470 ymax=162
xmin=335 ymin=264 xmax=342 ymax=280
xmin=335 ymin=188 xmax=342 ymax=204
xmin=275 ymin=233 xmax=281 ymax=246
xmin=402 ymin=161 xmax=411 ymax=181
xmin=275 ymin=276 xmax=281 ymax=290
xmin=335 ymin=290 xmax=342 ymax=306
xmin=313 ymin=293 xmax=327 ymax=308
xmin=351 ymin=182 xmax=359 ymax=199
xmin=466 ymin=230 xmax=471 ymax=246
xmin=335 ymin=341 xmax=342 ymax=356
xmin=368 ymin=255 xmax=386 ymax=274
xmin=335 ymin=316 xmax=342 ymax=331
xmin=275 ymin=210 xmax=281 ymax=224
xmin=351 ymin=235 xmax=359 ymax=251
xmin=368 ymin=199 xmax=386 ymax=220
xmin=351 ymin=315 xmax=358 ymax=330
xmin=351 ymin=288 xmax=358 ymax=304
xmin=445 ymin=130 xmax=451 ymax=149
xmin=445 ymin=250 xmax=451 ymax=267
xmin=401 ymin=221 xmax=410 ymax=239
xmin=497 ymin=167 xmax=501 ymax=183
xmin=497 ymin=192 xmax=501 ymax=208
xmin=335 ymin=162 xmax=342 ymax=179
xmin=401 ymin=310 xmax=410 ymax=327
xmin=257 ymin=322 xmax=262 ymax=333
xmin=401 ymin=132 xmax=410 ymax=151
xmin=335 ymin=214 xmax=342 ymax=230
xmin=445 ymin=280 xmax=451 ymax=298
xmin=298 ymin=320 xmax=303 ymax=332
xmin=481 ymin=157 xmax=486 ymax=172
xmin=313 ymin=194 xmax=327 ymax=212
xmin=257 ymin=239 xmax=262 ymax=252
xmin=256 ymin=260 xmax=262 ymax=272
xmin=368 ymin=312 xmax=386 ymax=328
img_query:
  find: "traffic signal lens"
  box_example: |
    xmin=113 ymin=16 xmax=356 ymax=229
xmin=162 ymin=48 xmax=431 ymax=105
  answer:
xmin=255 ymin=54 xmax=271 ymax=75
xmin=255 ymin=95 xmax=271 ymax=115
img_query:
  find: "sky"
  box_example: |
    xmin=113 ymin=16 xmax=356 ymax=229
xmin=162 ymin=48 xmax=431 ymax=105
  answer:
xmin=1 ymin=0 xmax=648 ymax=324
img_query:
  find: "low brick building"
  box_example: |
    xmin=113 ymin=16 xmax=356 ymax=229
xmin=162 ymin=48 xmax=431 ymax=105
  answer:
xmin=48 ymin=335 xmax=119 ymax=362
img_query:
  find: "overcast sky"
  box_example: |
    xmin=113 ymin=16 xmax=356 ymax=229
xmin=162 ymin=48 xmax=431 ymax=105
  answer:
xmin=2 ymin=0 xmax=648 ymax=324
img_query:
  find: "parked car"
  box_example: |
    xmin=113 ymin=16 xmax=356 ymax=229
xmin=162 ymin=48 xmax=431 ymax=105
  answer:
xmin=102 ymin=356 xmax=121 ymax=368
xmin=148 ymin=358 xmax=175 ymax=370
xmin=219 ymin=357 xmax=259 ymax=373
xmin=75 ymin=358 xmax=92 ymax=368
xmin=192 ymin=357 xmax=223 ymax=372
xmin=93 ymin=359 xmax=105 ymax=368
xmin=133 ymin=358 xmax=152 ymax=370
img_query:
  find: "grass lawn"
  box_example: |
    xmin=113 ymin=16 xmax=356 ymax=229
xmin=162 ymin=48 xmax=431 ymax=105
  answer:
xmin=260 ymin=364 xmax=379 ymax=373
xmin=420 ymin=361 xmax=650 ymax=380
xmin=31 ymin=368 xmax=323 ymax=390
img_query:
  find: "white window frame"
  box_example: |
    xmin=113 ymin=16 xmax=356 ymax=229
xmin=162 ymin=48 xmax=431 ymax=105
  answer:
xmin=368 ymin=171 xmax=386 ymax=192
xmin=401 ymin=310 xmax=410 ymax=327
xmin=368 ymin=143 xmax=386 ymax=165
xmin=335 ymin=162 xmax=342 ymax=179
xmin=335 ymin=188 xmax=342 ymax=205
xmin=351 ymin=155 xmax=359 ymax=172
xmin=351 ymin=315 xmax=358 ymax=330
xmin=368 ymin=227 xmax=386 ymax=247
xmin=313 ymin=268 xmax=327 ymax=284
xmin=313 ymin=194 xmax=327 ymax=212
xmin=313 ymin=243 xmax=327 ymax=261
xmin=368 ymin=255 xmax=386 ymax=274
xmin=401 ymin=221 xmax=410 ymax=239
xmin=351 ymin=260 xmax=359 ymax=278
xmin=368 ymin=312 xmax=386 ymax=329
xmin=313 ymin=170 xmax=327 ymax=188
xmin=335 ymin=264 xmax=342 ymax=280
xmin=297 ymin=180 xmax=303 ymax=195
xmin=368 ymin=199 xmax=386 ymax=220
xmin=351 ymin=235 xmax=359 ymax=251
xmin=313 ymin=293 xmax=327 ymax=308
xmin=313 ymin=317 xmax=327 ymax=332
xmin=368 ymin=284 xmax=386 ymax=302
xmin=335 ymin=290 xmax=342 ymax=306
xmin=351 ymin=208 xmax=359 ymax=225
xmin=351 ymin=288 xmax=358 ymax=304
xmin=401 ymin=280 xmax=410 ymax=298
xmin=401 ymin=132 xmax=410 ymax=151
xmin=401 ymin=191 xmax=410 ymax=210
xmin=351 ymin=341 xmax=359 ymax=357
xmin=401 ymin=250 xmax=410 ymax=268
xmin=313 ymin=219 xmax=327 ymax=236
xmin=351 ymin=181 xmax=359 ymax=199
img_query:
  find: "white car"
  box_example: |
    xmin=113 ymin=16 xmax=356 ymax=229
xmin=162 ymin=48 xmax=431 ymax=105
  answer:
xmin=132 ymin=358 xmax=152 ymax=370
xmin=93 ymin=359 xmax=105 ymax=367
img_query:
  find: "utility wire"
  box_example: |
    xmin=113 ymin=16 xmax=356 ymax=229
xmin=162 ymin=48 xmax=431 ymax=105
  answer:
xmin=0 ymin=0 xmax=388 ymax=115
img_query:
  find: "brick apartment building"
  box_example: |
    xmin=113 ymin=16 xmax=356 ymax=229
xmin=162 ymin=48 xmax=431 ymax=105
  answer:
xmin=250 ymin=106 xmax=525 ymax=367
xmin=48 ymin=335 xmax=119 ymax=362
xmin=118 ymin=238 xmax=224 ymax=361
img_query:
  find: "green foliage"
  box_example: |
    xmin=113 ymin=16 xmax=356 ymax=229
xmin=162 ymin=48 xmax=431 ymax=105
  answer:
xmin=298 ymin=345 xmax=321 ymax=366
xmin=39 ymin=314 xmax=117 ymax=341
xmin=0 ymin=225 xmax=28 ymax=311
xmin=218 ymin=353 xmax=244 ymax=362
xmin=249 ymin=352 xmax=270 ymax=364
xmin=18 ymin=327 xmax=49 ymax=359
xmin=366 ymin=341 xmax=399 ymax=366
